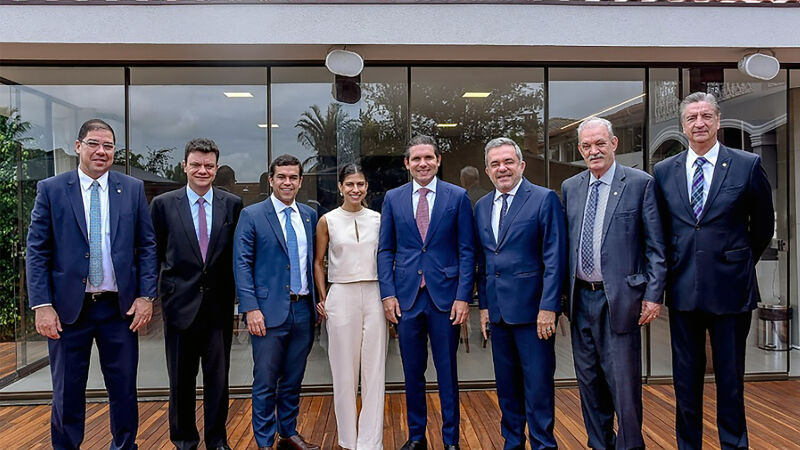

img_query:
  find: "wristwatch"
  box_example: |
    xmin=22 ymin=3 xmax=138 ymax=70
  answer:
xmin=141 ymin=296 xmax=156 ymax=303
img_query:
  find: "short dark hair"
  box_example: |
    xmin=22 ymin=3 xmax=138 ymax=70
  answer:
xmin=215 ymin=165 xmax=236 ymax=188
xmin=404 ymin=135 xmax=440 ymax=159
xmin=77 ymin=119 xmax=115 ymax=143
xmin=338 ymin=163 xmax=365 ymax=184
xmin=184 ymin=138 xmax=220 ymax=163
xmin=269 ymin=154 xmax=303 ymax=178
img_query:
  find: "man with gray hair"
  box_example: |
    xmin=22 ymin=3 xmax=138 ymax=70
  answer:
xmin=475 ymin=136 xmax=566 ymax=450
xmin=654 ymin=93 xmax=773 ymax=449
xmin=562 ymin=117 xmax=666 ymax=450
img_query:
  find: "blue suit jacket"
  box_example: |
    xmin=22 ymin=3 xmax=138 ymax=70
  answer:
xmin=653 ymin=145 xmax=774 ymax=314
xmin=26 ymin=169 xmax=158 ymax=325
xmin=233 ymin=198 xmax=318 ymax=328
xmin=377 ymin=179 xmax=475 ymax=312
xmin=562 ymin=165 xmax=667 ymax=333
xmin=475 ymin=178 xmax=566 ymax=324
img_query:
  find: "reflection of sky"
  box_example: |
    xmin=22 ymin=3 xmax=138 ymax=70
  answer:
xmin=549 ymin=81 xmax=643 ymax=119
xmin=130 ymin=85 xmax=268 ymax=183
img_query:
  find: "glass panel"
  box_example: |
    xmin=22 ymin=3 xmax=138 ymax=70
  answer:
xmin=790 ymin=70 xmax=800 ymax=352
xmin=271 ymin=66 xmax=408 ymax=385
xmin=0 ymin=67 xmax=125 ymax=392
xmin=129 ymin=67 xmax=268 ymax=389
xmin=548 ymin=68 xmax=646 ymax=379
xmin=411 ymin=67 xmax=545 ymax=381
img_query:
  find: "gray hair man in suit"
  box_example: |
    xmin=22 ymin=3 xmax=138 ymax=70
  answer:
xmin=562 ymin=117 xmax=667 ymax=450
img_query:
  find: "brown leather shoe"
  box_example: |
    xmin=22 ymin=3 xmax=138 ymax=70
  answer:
xmin=276 ymin=434 xmax=320 ymax=450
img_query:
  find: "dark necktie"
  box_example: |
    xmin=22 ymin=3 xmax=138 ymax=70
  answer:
xmin=691 ymin=157 xmax=708 ymax=220
xmin=197 ymin=197 xmax=209 ymax=262
xmin=580 ymin=180 xmax=601 ymax=277
xmin=496 ymin=193 xmax=510 ymax=243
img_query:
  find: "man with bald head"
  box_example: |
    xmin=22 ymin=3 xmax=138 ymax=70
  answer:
xmin=562 ymin=117 xmax=666 ymax=450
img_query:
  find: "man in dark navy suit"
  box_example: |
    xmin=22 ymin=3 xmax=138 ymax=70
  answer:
xmin=26 ymin=119 xmax=158 ymax=449
xmin=475 ymin=137 xmax=566 ymax=450
xmin=150 ymin=138 xmax=243 ymax=450
xmin=653 ymin=92 xmax=774 ymax=450
xmin=378 ymin=135 xmax=475 ymax=450
xmin=562 ymin=118 xmax=666 ymax=450
xmin=234 ymin=154 xmax=320 ymax=450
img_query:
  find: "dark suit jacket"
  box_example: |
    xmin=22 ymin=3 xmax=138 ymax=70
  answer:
xmin=26 ymin=169 xmax=158 ymax=325
xmin=562 ymin=164 xmax=667 ymax=333
xmin=233 ymin=198 xmax=318 ymax=328
xmin=653 ymin=144 xmax=774 ymax=314
xmin=475 ymin=178 xmax=566 ymax=324
xmin=377 ymin=179 xmax=475 ymax=312
xmin=150 ymin=187 xmax=243 ymax=330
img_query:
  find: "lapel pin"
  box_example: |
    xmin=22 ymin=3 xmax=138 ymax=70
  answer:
xmin=722 ymin=162 xmax=727 ymax=168
xmin=116 ymin=188 xmax=122 ymax=194
xmin=305 ymin=217 xmax=310 ymax=222
xmin=613 ymin=191 xmax=618 ymax=196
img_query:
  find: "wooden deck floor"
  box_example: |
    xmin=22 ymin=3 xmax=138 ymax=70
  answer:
xmin=1 ymin=381 xmax=799 ymax=449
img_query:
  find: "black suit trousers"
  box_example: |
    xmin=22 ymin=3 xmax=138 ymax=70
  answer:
xmin=164 ymin=297 xmax=233 ymax=450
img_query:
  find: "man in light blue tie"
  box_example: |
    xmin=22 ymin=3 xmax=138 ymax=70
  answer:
xmin=233 ymin=154 xmax=320 ymax=450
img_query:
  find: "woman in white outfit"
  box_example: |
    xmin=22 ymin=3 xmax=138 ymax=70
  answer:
xmin=314 ymin=164 xmax=388 ymax=450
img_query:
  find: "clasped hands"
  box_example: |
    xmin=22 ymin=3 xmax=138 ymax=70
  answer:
xmin=382 ymin=296 xmax=470 ymax=325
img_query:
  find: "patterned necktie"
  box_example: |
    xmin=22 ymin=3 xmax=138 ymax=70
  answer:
xmin=284 ymin=207 xmax=302 ymax=294
xmin=580 ymin=180 xmax=601 ymax=277
xmin=197 ymin=197 xmax=209 ymax=262
xmin=496 ymin=193 xmax=510 ymax=243
xmin=691 ymin=157 xmax=708 ymax=220
xmin=89 ymin=181 xmax=104 ymax=287
xmin=416 ymin=187 xmax=430 ymax=287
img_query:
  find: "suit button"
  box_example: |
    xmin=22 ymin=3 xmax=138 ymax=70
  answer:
xmin=495 ymin=250 xmax=499 ymax=255
xmin=417 ymin=269 xmax=423 ymax=275
xmin=82 ymin=278 xmax=87 ymax=284
xmin=286 ymin=285 xmax=290 ymax=290
xmin=695 ymin=225 xmax=701 ymax=230
xmin=422 ymin=247 xmax=427 ymax=252
xmin=287 ymin=265 xmax=291 ymax=270
xmin=200 ymin=287 xmax=204 ymax=293
xmin=85 ymin=253 xmax=89 ymax=259
xmin=495 ymin=272 xmax=500 ymax=278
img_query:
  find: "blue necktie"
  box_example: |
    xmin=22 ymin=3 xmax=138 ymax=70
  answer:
xmin=691 ymin=157 xmax=708 ymax=220
xmin=496 ymin=193 xmax=510 ymax=243
xmin=284 ymin=207 xmax=302 ymax=294
xmin=89 ymin=181 xmax=104 ymax=287
xmin=580 ymin=181 xmax=600 ymax=277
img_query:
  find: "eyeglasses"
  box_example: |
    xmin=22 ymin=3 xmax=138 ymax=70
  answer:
xmin=80 ymin=140 xmax=115 ymax=152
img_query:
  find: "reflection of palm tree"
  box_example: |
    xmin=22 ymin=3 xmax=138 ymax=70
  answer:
xmin=295 ymin=103 xmax=357 ymax=159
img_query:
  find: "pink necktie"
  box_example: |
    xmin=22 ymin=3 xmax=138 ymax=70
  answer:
xmin=416 ymin=187 xmax=430 ymax=287
xmin=197 ymin=197 xmax=208 ymax=262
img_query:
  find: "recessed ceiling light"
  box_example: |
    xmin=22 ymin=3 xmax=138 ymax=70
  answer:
xmin=436 ymin=123 xmax=458 ymax=128
xmin=224 ymin=92 xmax=253 ymax=98
xmin=462 ymin=92 xmax=491 ymax=98
xmin=257 ymin=124 xmax=280 ymax=128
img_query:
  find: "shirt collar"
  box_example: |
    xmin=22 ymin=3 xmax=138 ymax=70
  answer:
xmin=271 ymin=193 xmax=299 ymax=216
xmin=413 ymin=176 xmax=438 ymax=194
xmin=589 ymin=162 xmax=616 ymax=187
xmin=186 ymin=185 xmax=213 ymax=206
xmin=78 ymin=168 xmax=109 ymax=192
xmin=493 ymin=177 xmax=523 ymax=202
xmin=687 ymin=141 xmax=720 ymax=168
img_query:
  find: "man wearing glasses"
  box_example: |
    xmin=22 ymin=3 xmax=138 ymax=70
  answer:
xmin=26 ymin=119 xmax=158 ymax=449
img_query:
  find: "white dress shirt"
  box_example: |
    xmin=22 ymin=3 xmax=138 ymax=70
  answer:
xmin=685 ymin=141 xmax=720 ymax=210
xmin=271 ymin=194 xmax=309 ymax=295
xmin=491 ymin=178 xmax=523 ymax=241
xmin=577 ymin=162 xmax=616 ymax=282
xmin=78 ymin=168 xmax=118 ymax=293
xmin=412 ymin=177 xmax=437 ymax=220
xmin=186 ymin=186 xmax=213 ymax=240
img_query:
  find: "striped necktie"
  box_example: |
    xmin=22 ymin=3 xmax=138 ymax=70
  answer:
xmin=691 ymin=157 xmax=708 ymax=220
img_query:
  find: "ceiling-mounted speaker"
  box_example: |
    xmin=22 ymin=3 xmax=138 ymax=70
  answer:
xmin=325 ymin=49 xmax=364 ymax=77
xmin=738 ymin=52 xmax=780 ymax=81
xmin=333 ymin=75 xmax=361 ymax=104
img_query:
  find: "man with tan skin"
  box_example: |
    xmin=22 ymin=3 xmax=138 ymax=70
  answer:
xmin=150 ymin=138 xmax=243 ymax=450
xmin=378 ymin=135 xmax=475 ymax=450
xmin=562 ymin=118 xmax=666 ymax=450
xmin=654 ymin=93 xmax=773 ymax=449
xmin=474 ymin=137 xmax=566 ymax=450
xmin=26 ymin=119 xmax=157 ymax=449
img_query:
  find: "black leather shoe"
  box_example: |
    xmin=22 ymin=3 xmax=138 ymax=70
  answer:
xmin=399 ymin=438 xmax=427 ymax=450
xmin=258 ymin=447 xmax=272 ymax=450
xmin=444 ymin=445 xmax=460 ymax=450
xmin=212 ymin=446 xmax=232 ymax=450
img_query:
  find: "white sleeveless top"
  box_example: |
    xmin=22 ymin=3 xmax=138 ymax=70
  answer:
xmin=325 ymin=207 xmax=381 ymax=283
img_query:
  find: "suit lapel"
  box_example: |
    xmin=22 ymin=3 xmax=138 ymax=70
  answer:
xmin=497 ymin=179 xmax=532 ymax=247
xmin=205 ymin=190 xmax=226 ymax=264
xmin=424 ymin=181 xmax=448 ymax=244
xmin=265 ymin=201 xmax=289 ymax=254
xmin=699 ymin=145 xmax=732 ymax=222
xmin=108 ymin=172 xmax=122 ymax=246
xmin=176 ymin=189 xmax=204 ymax=264
xmin=481 ymin=194 xmax=495 ymax=248
xmin=400 ymin=183 xmax=423 ymax=245
xmin=66 ymin=171 xmax=89 ymax=244
xmin=601 ymin=165 xmax=626 ymax=243
xmin=671 ymin=151 xmax=696 ymax=220
xmin=571 ymin=171 xmax=590 ymax=248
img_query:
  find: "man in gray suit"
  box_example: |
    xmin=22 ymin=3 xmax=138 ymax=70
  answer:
xmin=561 ymin=117 xmax=667 ymax=450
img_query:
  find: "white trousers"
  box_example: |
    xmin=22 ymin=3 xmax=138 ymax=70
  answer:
xmin=325 ymin=281 xmax=388 ymax=450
